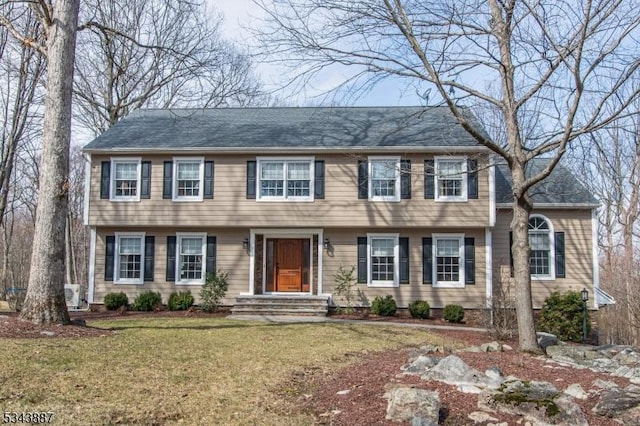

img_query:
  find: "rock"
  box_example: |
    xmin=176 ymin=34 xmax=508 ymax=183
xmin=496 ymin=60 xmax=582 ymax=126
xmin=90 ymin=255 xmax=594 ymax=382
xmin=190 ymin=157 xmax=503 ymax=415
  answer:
xmin=537 ymin=332 xmax=558 ymax=350
xmin=592 ymin=384 xmax=640 ymax=419
xmin=383 ymin=385 xmax=439 ymax=426
xmin=422 ymin=355 xmax=504 ymax=392
xmin=402 ymin=355 xmax=439 ymax=375
xmin=564 ymin=384 xmax=588 ymax=400
xmin=486 ymin=367 xmax=504 ymax=381
xmin=336 ymin=389 xmax=350 ymax=395
xmin=502 ymin=344 xmax=513 ymax=351
xmin=70 ymin=318 xmax=86 ymax=327
xmin=463 ymin=341 xmax=503 ymax=353
xmin=479 ymin=380 xmax=588 ymax=426
xmin=468 ymin=411 xmax=498 ymax=423
xmin=592 ymin=379 xmax=619 ymax=390
xmin=40 ymin=331 xmax=56 ymax=337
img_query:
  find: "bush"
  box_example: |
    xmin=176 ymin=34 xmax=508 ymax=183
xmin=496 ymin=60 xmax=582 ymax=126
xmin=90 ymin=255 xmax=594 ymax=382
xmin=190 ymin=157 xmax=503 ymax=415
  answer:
xmin=334 ymin=265 xmax=357 ymax=314
xmin=408 ymin=300 xmax=431 ymax=319
xmin=132 ymin=291 xmax=162 ymax=312
xmin=104 ymin=292 xmax=129 ymax=310
xmin=370 ymin=295 xmax=397 ymax=316
xmin=200 ymin=270 xmax=229 ymax=313
xmin=537 ymin=290 xmax=590 ymax=342
xmin=168 ymin=291 xmax=194 ymax=311
xmin=443 ymin=304 xmax=465 ymax=323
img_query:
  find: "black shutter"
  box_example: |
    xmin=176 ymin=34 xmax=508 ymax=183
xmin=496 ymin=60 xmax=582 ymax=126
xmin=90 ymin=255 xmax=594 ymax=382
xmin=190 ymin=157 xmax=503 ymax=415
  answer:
xmin=465 ymin=237 xmax=475 ymax=284
xmin=314 ymin=160 xmax=325 ymax=199
xmin=166 ymin=236 xmax=176 ymax=282
xmin=144 ymin=236 xmax=155 ymax=281
xmin=105 ymin=235 xmax=115 ymax=281
xmin=204 ymin=160 xmax=214 ymax=199
xmin=422 ymin=237 xmax=432 ymax=284
xmin=509 ymin=231 xmax=514 ymax=277
xmin=141 ymin=161 xmax=151 ymax=199
xmin=100 ymin=161 xmax=110 ymax=199
xmin=357 ymin=237 xmax=367 ymax=283
xmin=468 ymin=159 xmax=478 ymax=199
xmin=401 ymin=160 xmax=411 ymax=199
xmin=399 ymin=237 xmax=409 ymax=284
xmin=358 ymin=160 xmax=368 ymax=199
xmin=206 ymin=236 xmax=217 ymax=275
xmin=163 ymin=161 xmax=173 ymax=199
xmin=555 ymin=232 xmax=565 ymax=278
xmin=424 ymin=160 xmax=435 ymax=199
xmin=246 ymin=161 xmax=256 ymax=199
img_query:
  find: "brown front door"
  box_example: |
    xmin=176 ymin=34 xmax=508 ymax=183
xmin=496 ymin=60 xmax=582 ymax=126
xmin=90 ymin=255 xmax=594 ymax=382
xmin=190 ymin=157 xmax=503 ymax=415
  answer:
xmin=275 ymin=239 xmax=303 ymax=292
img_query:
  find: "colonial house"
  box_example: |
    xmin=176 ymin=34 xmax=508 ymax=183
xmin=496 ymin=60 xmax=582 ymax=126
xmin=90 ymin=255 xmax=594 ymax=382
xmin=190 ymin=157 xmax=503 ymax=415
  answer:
xmin=82 ymin=106 xmax=607 ymax=315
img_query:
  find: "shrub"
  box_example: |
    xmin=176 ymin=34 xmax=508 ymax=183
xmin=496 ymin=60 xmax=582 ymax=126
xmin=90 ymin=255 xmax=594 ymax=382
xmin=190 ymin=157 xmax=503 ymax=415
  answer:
xmin=370 ymin=295 xmax=397 ymax=316
xmin=537 ymin=290 xmax=590 ymax=342
xmin=334 ymin=265 xmax=357 ymax=314
xmin=168 ymin=291 xmax=194 ymax=311
xmin=104 ymin=292 xmax=129 ymax=310
xmin=443 ymin=304 xmax=465 ymax=323
xmin=200 ymin=270 xmax=229 ymax=313
xmin=408 ymin=300 xmax=431 ymax=319
xmin=132 ymin=291 xmax=162 ymax=312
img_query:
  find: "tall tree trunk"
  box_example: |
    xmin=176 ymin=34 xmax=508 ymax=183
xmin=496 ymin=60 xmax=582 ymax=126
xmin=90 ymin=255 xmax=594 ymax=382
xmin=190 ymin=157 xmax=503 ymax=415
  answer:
xmin=20 ymin=0 xmax=80 ymax=324
xmin=511 ymin=167 xmax=539 ymax=353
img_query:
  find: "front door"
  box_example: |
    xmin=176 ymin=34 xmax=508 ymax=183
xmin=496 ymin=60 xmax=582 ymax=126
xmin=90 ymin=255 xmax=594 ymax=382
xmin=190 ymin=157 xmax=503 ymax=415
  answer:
xmin=276 ymin=239 xmax=303 ymax=292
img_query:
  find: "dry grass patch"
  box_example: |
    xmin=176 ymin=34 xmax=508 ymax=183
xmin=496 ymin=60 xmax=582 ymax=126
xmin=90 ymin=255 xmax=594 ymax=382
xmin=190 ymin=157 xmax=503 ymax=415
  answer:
xmin=0 ymin=317 xmax=463 ymax=425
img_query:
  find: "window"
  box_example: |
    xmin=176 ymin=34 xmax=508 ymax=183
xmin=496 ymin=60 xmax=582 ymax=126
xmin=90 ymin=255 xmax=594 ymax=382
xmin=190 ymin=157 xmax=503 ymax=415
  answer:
xmin=435 ymin=157 xmax=467 ymax=201
xmin=115 ymin=233 xmax=144 ymax=284
xmin=177 ymin=234 xmax=206 ymax=284
xmin=257 ymin=158 xmax=314 ymax=200
xmin=110 ymin=158 xmax=141 ymax=201
xmin=369 ymin=157 xmax=400 ymax=201
xmin=173 ymin=158 xmax=204 ymax=201
xmin=433 ymin=235 xmax=464 ymax=287
xmin=367 ymin=234 xmax=399 ymax=287
xmin=529 ymin=216 xmax=552 ymax=277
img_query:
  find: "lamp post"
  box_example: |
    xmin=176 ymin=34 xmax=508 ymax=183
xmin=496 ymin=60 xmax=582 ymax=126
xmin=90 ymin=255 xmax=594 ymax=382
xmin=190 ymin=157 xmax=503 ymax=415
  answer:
xmin=581 ymin=288 xmax=589 ymax=344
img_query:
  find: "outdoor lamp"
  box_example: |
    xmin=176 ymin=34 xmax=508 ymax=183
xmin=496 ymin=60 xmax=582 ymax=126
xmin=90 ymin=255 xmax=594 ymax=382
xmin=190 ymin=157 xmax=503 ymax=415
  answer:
xmin=242 ymin=238 xmax=249 ymax=250
xmin=323 ymin=238 xmax=330 ymax=250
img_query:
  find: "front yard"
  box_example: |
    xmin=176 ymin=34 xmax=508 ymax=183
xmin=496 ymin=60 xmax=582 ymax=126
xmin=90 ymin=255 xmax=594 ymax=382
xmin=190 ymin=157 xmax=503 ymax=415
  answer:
xmin=0 ymin=317 xmax=450 ymax=425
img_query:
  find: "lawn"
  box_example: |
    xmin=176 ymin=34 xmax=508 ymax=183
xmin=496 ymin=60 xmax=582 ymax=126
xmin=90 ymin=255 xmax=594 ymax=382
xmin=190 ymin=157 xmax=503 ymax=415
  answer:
xmin=0 ymin=317 xmax=460 ymax=425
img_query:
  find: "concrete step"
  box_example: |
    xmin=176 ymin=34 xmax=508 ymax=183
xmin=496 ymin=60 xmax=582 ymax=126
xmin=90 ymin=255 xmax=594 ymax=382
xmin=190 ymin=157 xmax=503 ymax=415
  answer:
xmin=230 ymin=307 xmax=328 ymax=316
xmin=232 ymin=295 xmax=329 ymax=317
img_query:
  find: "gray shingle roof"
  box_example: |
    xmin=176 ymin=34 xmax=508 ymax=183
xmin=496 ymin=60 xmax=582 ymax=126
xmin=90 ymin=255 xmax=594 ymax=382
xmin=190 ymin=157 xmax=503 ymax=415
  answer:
xmin=82 ymin=106 xmax=490 ymax=151
xmin=495 ymin=160 xmax=598 ymax=206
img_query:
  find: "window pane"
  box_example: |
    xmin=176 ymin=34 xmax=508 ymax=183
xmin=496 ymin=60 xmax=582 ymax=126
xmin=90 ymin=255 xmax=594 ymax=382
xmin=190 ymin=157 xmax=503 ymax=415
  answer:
xmin=529 ymin=232 xmax=549 ymax=250
xmin=115 ymin=163 xmax=138 ymax=179
xmin=261 ymin=162 xmax=284 ymax=179
xmin=436 ymin=238 xmax=460 ymax=282
xmin=287 ymin=162 xmax=310 ymax=197
xmin=119 ymin=237 xmax=141 ymax=254
xmin=180 ymin=237 xmax=203 ymax=280
xmin=371 ymin=237 xmax=395 ymax=282
xmin=114 ymin=162 xmax=138 ymax=196
xmin=438 ymin=161 xmax=463 ymax=177
xmin=287 ymin=162 xmax=309 ymax=180
xmin=371 ymin=160 xmax=397 ymax=197
xmin=117 ymin=236 xmax=141 ymax=280
xmin=180 ymin=237 xmax=202 ymax=255
xmin=530 ymin=250 xmax=550 ymax=275
xmin=437 ymin=160 xmax=463 ymax=197
xmin=371 ymin=238 xmax=394 ymax=256
xmin=177 ymin=163 xmax=200 ymax=179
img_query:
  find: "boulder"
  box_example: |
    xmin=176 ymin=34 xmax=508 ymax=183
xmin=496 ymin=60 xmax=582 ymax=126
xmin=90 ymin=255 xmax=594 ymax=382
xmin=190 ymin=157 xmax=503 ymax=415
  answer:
xmin=421 ymin=355 xmax=504 ymax=392
xmin=479 ymin=380 xmax=588 ymax=426
xmin=402 ymin=355 xmax=439 ymax=375
xmin=592 ymin=384 xmax=640 ymax=419
xmin=537 ymin=332 xmax=559 ymax=350
xmin=564 ymin=384 xmax=588 ymax=400
xmin=383 ymin=385 xmax=440 ymax=426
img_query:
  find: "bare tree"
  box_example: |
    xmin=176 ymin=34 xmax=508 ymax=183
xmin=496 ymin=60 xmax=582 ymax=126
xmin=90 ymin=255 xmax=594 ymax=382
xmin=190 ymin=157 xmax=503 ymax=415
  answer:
xmin=0 ymin=0 xmax=81 ymax=323
xmin=73 ymin=0 xmax=262 ymax=135
xmin=253 ymin=0 xmax=640 ymax=352
xmin=0 ymin=5 xmax=44 ymax=227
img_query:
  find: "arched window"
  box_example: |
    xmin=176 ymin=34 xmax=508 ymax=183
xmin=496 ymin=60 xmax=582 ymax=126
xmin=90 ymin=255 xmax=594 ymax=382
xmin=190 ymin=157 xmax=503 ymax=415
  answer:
xmin=529 ymin=216 xmax=551 ymax=277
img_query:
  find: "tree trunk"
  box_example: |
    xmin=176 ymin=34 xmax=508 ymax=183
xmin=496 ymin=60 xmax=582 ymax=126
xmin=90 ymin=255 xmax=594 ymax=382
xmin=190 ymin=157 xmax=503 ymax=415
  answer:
xmin=510 ymin=170 xmax=540 ymax=353
xmin=19 ymin=0 xmax=80 ymax=324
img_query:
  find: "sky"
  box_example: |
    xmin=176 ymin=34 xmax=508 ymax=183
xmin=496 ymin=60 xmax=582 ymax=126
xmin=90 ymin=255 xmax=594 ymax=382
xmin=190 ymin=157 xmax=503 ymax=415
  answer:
xmin=211 ymin=0 xmax=423 ymax=107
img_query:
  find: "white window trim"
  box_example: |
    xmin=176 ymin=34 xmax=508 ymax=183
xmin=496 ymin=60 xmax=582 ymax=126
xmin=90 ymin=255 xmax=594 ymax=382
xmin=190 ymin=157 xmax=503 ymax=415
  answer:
xmin=368 ymin=156 xmax=401 ymax=202
xmin=432 ymin=233 xmax=465 ymax=288
xmin=110 ymin=157 xmax=142 ymax=202
xmin=367 ymin=233 xmax=399 ymax=287
xmin=434 ymin=156 xmax=468 ymax=202
xmin=256 ymin=157 xmax=315 ymax=202
xmin=176 ymin=232 xmax=207 ymax=285
xmin=172 ymin=157 xmax=205 ymax=202
xmin=114 ymin=232 xmax=145 ymax=285
xmin=529 ymin=214 xmax=555 ymax=280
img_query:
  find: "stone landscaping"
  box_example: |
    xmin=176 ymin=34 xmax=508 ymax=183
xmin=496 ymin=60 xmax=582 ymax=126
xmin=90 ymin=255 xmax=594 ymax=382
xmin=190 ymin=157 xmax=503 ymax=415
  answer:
xmin=384 ymin=334 xmax=640 ymax=425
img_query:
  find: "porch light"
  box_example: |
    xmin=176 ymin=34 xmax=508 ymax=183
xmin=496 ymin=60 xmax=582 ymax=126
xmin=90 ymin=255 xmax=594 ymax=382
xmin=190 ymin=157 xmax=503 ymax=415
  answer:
xmin=242 ymin=238 xmax=249 ymax=250
xmin=581 ymin=288 xmax=589 ymax=344
xmin=323 ymin=237 xmax=330 ymax=250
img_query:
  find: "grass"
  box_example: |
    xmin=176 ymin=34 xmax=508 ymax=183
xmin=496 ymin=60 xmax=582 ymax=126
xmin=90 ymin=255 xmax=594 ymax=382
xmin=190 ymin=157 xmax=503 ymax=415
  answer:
xmin=0 ymin=317 xmax=463 ymax=425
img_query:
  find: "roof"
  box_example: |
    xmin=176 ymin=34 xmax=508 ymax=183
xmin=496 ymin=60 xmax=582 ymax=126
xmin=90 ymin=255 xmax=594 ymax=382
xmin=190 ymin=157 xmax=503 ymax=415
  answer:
xmin=495 ymin=160 xmax=598 ymax=206
xmin=82 ymin=106 xmax=491 ymax=152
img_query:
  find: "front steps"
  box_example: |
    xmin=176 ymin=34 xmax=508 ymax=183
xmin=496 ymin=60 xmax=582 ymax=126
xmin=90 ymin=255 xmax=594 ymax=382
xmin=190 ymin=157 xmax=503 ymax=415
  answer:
xmin=230 ymin=294 xmax=330 ymax=317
